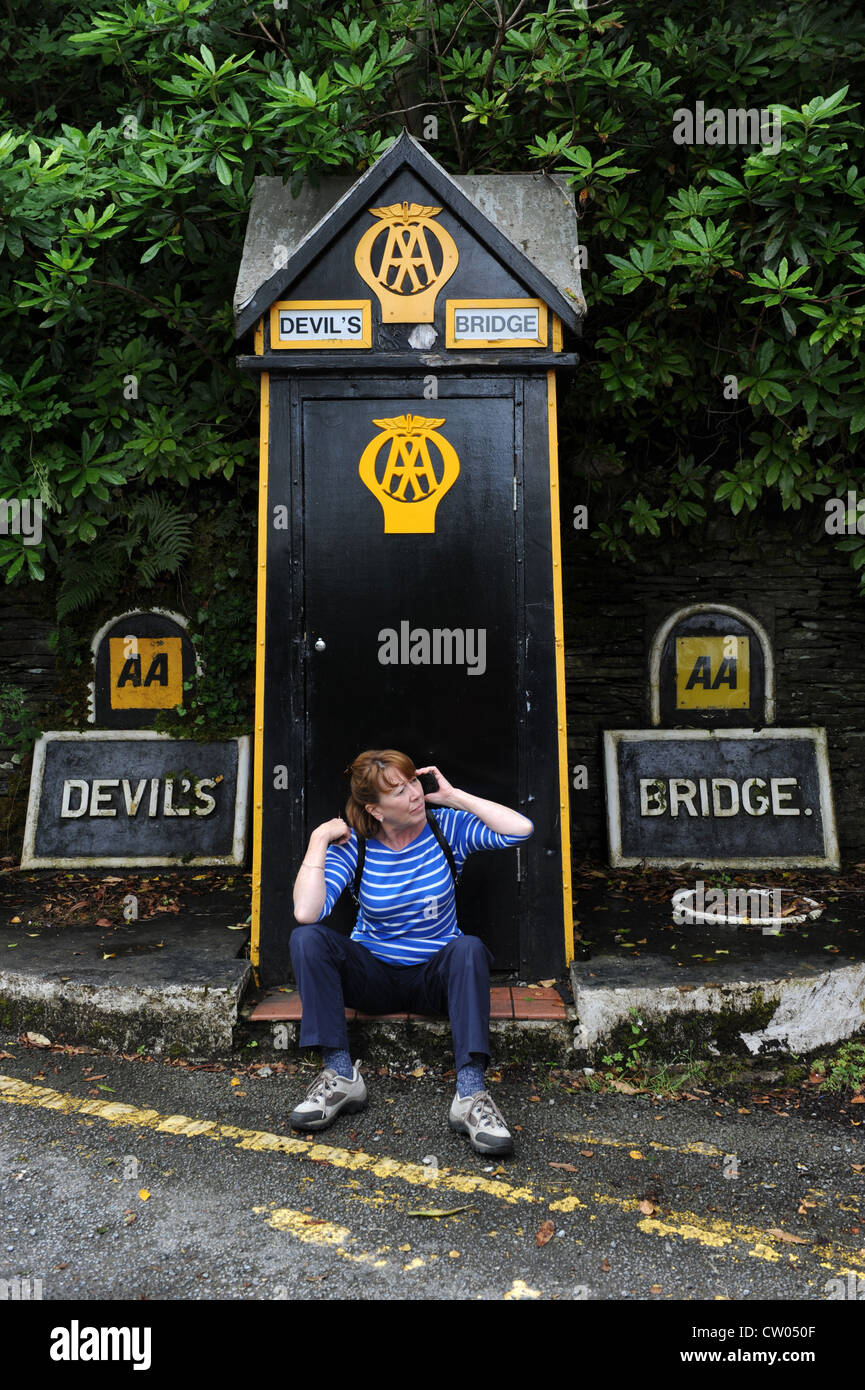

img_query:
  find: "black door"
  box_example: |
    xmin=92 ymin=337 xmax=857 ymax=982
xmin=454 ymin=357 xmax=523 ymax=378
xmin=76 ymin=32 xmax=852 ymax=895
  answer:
xmin=296 ymin=376 xmax=523 ymax=968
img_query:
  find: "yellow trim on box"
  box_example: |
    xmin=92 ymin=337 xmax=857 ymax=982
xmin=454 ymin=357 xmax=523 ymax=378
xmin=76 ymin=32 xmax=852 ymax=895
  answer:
xmin=269 ymin=300 xmax=371 ymax=350
xmin=552 ymin=314 xmax=562 ymax=353
xmin=546 ymin=370 xmax=574 ymax=966
xmin=250 ymin=373 xmax=270 ymax=977
xmin=254 ymin=316 xmax=264 ymax=355
xmin=445 ymin=299 xmax=547 ymax=350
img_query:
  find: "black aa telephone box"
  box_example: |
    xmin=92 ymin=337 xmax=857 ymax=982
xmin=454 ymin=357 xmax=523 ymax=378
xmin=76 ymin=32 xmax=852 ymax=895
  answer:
xmin=235 ymin=133 xmax=583 ymax=983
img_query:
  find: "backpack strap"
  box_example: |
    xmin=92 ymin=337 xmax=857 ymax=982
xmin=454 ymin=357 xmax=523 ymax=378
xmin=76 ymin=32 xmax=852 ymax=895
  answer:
xmin=425 ymin=809 xmax=461 ymax=887
xmin=350 ymin=810 xmax=459 ymax=905
xmin=349 ymin=833 xmax=366 ymax=906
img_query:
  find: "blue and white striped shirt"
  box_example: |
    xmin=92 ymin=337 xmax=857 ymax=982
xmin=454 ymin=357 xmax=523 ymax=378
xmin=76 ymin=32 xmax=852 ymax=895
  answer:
xmin=318 ymin=808 xmax=533 ymax=965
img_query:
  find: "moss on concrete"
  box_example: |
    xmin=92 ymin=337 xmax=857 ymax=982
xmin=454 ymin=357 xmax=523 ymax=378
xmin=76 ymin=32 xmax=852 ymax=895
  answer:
xmin=602 ymin=988 xmax=780 ymax=1062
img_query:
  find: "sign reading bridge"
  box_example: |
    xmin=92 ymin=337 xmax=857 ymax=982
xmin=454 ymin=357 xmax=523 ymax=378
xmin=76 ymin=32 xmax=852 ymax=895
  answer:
xmin=604 ymin=729 xmax=839 ymax=868
xmin=22 ymin=732 xmax=250 ymax=868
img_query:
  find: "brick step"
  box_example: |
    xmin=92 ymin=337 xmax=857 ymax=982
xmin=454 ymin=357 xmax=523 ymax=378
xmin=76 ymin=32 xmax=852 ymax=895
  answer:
xmin=248 ymin=984 xmax=566 ymax=1023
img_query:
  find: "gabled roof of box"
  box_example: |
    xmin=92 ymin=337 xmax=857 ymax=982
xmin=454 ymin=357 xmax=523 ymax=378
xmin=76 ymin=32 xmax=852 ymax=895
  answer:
xmin=234 ymin=131 xmax=585 ymax=338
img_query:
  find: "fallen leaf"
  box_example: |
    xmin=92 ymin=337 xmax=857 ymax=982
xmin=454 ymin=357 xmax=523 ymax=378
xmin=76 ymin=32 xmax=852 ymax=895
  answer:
xmin=139 ymin=1189 xmax=150 ymax=1201
xmin=548 ymin=1162 xmax=579 ymax=1173
xmin=765 ymin=1228 xmax=807 ymax=1244
xmin=639 ymin=1200 xmax=655 ymax=1216
xmin=608 ymin=1078 xmax=641 ymax=1095
xmin=448 ymin=1250 xmax=460 ymax=1258
xmin=629 ymin=1150 xmax=645 ymax=1160
xmin=580 ymin=1150 xmax=594 ymax=1159
xmin=407 ymin=1207 xmax=476 ymax=1218
xmin=852 ymin=1164 xmax=864 ymax=1173
xmin=230 ymin=1078 xmax=241 ymax=1086
xmin=536 ymin=1220 xmax=555 ymax=1247
xmin=650 ymin=1283 xmax=662 ymax=1293
xmin=601 ymin=1256 xmax=611 ymax=1272
xmin=96 ymin=918 xmax=112 ymax=928
xmin=24 ymin=1032 xmax=51 ymax=1048
xmin=10 ymin=916 xmax=20 ymax=923
xmin=124 ymin=1212 xmax=137 ymax=1226
xmin=851 ymin=1095 xmax=865 ymax=1104
xmin=537 ymin=979 xmax=556 ymax=988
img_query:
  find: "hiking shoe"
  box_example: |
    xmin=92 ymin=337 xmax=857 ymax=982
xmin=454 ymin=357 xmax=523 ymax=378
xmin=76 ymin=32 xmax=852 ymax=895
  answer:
xmin=289 ymin=1062 xmax=367 ymax=1132
xmin=449 ymin=1090 xmax=514 ymax=1156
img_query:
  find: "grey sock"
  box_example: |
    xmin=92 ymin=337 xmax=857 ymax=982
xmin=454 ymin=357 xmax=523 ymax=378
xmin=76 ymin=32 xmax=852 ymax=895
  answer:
xmin=322 ymin=1047 xmax=353 ymax=1079
xmin=457 ymin=1057 xmax=486 ymax=1098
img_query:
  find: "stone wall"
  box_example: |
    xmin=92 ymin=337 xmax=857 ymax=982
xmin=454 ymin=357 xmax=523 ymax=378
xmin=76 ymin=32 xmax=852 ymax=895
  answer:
xmin=0 ymin=585 xmax=57 ymax=791
xmin=563 ymin=510 xmax=865 ymax=861
xmin=3 ymin=507 xmax=864 ymax=865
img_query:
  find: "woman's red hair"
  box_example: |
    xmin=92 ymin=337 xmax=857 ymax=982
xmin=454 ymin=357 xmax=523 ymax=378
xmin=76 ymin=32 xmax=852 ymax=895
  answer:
xmin=344 ymin=749 xmax=417 ymax=838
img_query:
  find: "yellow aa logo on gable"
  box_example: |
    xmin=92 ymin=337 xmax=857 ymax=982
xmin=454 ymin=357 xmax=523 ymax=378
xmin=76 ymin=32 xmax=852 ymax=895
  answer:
xmin=676 ymin=636 xmax=750 ymax=709
xmin=358 ymin=415 xmax=460 ymax=533
xmin=109 ymin=637 xmax=184 ymax=709
xmin=354 ymin=203 xmax=458 ymax=322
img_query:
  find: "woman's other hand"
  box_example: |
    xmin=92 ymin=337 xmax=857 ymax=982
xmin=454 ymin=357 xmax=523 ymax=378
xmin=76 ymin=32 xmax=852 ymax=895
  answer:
xmin=415 ymin=765 xmax=456 ymax=806
xmin=314 ymin=817 xmax=351 ymax=846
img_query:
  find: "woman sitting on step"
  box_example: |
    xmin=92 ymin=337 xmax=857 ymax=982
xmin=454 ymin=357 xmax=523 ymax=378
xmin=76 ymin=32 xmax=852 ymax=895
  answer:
xmin=289 ymin=748 xmax=533 ymax=1156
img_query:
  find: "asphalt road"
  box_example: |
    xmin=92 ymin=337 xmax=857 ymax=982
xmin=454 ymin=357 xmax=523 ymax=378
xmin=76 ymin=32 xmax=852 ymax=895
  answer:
xmin=0 ymin=1030 xmax=862 ymax=1357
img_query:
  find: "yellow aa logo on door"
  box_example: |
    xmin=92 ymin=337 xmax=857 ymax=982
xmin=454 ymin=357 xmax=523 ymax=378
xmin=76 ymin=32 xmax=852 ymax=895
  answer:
xmin=676 ymin=635 xmax=750 ymax=709
xmin=358 ymin=415 xmax=460 ymax=533
xmin=110 ymin=637 xmax=183 ymax=709
xmin=354 ymin=203 xmax=458 ymax=322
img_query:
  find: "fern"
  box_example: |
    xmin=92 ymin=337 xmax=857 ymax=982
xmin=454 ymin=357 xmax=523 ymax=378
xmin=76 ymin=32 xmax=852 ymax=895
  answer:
xmin=57 ymin=545 xmax=124 ymax=620
xmin=126 ymin=496 xmax=194 ymax=584
xmin=56 ymin=497 xmax=195 ymax=620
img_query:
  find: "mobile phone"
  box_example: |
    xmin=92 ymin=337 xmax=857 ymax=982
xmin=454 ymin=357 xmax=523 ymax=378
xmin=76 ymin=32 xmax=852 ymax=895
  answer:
xmin=417 ymin=771 xmax=438 ymax=795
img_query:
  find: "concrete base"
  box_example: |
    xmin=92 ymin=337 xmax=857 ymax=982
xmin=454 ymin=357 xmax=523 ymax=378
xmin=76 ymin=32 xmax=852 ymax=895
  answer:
xmin=0 ymin=921 xmax=252 ymax=1057
xmin=237 ymin=1013 xmax=575 ymax=1068
xmin=570 ymin=952 xmax=865 ymax=1060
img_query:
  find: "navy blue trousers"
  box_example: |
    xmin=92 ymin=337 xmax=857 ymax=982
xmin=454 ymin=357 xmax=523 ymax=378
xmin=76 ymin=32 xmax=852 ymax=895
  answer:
xmin=289 ymin=924 xmax=493 ymax=1072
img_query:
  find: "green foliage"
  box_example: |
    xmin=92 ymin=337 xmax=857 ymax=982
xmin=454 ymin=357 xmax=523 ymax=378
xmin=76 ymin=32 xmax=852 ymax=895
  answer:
xmin=601 ymin=1007 xmax=650 ymax=1077
xmin=153 ymin=495 xmax=256 ymax=737
xmin=1 ymin=0 xmax=865 ymax=665
xmin=811 ymin=1039 xmax=865 ymax=1093
xmin=0 ymin=683 xmax=42 ymax=768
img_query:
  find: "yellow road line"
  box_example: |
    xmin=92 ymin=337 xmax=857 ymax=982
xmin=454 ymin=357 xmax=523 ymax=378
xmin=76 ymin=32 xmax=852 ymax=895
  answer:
xmin=252 ymin=1205 xmax=388 ymax=1268
xmin=3 ymin=1074 xmax=862 ymax=1279
xmin=0 ymin=1074 xmax=536 ymax=1205
xmin=559 ymin=1132 xmax=727 ymax=1158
